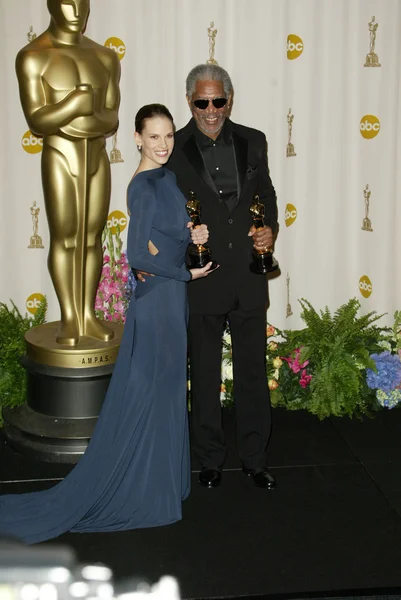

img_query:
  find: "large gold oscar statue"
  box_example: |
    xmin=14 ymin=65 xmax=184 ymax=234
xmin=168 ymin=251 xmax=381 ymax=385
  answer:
xmin=4 ymin=0 xmax=123 ymax=463
xmin=16 ymin=0 xmax=121 ymax=348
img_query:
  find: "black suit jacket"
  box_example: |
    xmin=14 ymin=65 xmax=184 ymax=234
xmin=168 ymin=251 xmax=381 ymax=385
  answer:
xmin=167 ymin=118 xmax=279 ymax=314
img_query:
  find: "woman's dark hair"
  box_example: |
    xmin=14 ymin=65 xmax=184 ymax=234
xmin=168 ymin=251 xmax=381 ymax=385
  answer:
xmin=134 ymin=104 xmax=175 ymax=134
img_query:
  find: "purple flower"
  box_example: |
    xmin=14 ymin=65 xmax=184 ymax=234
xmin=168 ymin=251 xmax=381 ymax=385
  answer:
xmin=366 ymin=351 xmax=401 ymax=392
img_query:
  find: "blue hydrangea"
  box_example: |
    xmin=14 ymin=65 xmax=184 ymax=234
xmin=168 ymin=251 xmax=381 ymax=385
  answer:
xmin=376 ymin=388 xmax=401 ymax=409
xmin=366 ymin=351 xmax=401 ymax=392
xmin=124 ymin=268 xmax=137 ymax=306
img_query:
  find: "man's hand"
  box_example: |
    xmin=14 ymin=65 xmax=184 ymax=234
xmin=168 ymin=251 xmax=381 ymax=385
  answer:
xmin=248 ymin=225 xmax=274 ymax=251
xmin=187 ymin=222 xmax=209 ymax=246
xmin=135 ymin=270 xmax=154 ymax=282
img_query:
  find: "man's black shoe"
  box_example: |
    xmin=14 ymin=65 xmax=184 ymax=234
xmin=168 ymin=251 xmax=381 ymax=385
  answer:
xmin=199 ymin=468 xmax=222 ymax=488
xmin=243 ymin=467 xmax=276 ymax=489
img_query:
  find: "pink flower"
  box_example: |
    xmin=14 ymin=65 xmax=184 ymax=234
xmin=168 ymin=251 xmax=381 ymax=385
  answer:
xmin=113 ymin=300 xmax=125 ymax=313
xmin=104 ymin=254 xmax=110 ymax=263
xmin=99 ymin=280 xmax=121 ymax=302
xmin=282 ymin=348 xmax=309 ymax=374
xmin=299 ymin=369 xmax=312 ymax=388
xmin=95 ymin=296 xmax=104 ymax=310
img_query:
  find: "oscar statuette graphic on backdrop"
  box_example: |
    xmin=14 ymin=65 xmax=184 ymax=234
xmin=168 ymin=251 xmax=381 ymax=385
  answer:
xmin=28 ymin=201 xmax=44 ymax=249
xmin=27 ymin=25 xmax=36 ymax=42
xmin=286 ymin=109 xmax=297 ymax=157
xmin=362 ymin=185 xmax=373 ymax=232
xmin=109 ymin=131 xmax=124 ymax=164
xmin=2 ymin=0 xmax=122 ymax=463
xmin=207 ymin=21 xmax=218 ymax=65
xmin=286 ymin=273 xmax=293 ymax=318
xmin=364 ymin=16 xmax=381 ymax=67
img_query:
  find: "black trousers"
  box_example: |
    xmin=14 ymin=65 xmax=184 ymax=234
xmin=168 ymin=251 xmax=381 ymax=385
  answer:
xmin=188 ymin=304 xmax=272 ymax=471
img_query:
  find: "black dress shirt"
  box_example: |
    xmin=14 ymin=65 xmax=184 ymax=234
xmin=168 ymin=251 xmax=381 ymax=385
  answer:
xmin=194 ymin=120 xmax=238 ymax=212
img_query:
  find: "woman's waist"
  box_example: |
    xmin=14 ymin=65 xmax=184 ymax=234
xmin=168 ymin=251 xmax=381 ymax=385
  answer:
xmin=132 ymin=270 xmax=187 ymax=298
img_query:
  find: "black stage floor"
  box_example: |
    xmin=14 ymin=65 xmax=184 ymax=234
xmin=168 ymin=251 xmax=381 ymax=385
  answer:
xmin=1 ymin=408 xmax=401 ymax=600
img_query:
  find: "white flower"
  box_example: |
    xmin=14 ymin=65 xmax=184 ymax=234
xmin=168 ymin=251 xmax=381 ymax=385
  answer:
xmin=221 ymin=361 xmax=233 ymax=381
xmin=378 ymin=340 xmax=392 ymax=352
xmin=223 ymin=331 xmax=232 ymax=345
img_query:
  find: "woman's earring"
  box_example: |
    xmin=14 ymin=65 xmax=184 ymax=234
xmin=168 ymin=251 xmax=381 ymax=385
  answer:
xmin=137 ymin=145 xmax=142 ymax=150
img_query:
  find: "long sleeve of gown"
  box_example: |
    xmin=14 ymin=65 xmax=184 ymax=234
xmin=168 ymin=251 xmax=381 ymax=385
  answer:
xmin=127 ymin=181 xmax=191 ymax=282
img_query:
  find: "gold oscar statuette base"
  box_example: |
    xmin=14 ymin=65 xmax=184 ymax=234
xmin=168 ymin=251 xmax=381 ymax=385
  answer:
xmin=286 ymin=143 xmax=296 ymax=158
xmin=364 ymin=53 xmax=381 ymax=67
xmin=28 ymin=235 xmax=44 ymax=249
xmin=25 ymin=321 xmax=124 ymax=369
xmin=110 ymin=149 xmax=124 ymax=164
xmin=362 ymin=217 xmax=373 ymax=232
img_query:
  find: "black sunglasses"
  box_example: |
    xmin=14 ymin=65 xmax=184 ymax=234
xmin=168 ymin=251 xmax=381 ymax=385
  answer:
xmin=192 ymin=97 xmax=228 ymax=110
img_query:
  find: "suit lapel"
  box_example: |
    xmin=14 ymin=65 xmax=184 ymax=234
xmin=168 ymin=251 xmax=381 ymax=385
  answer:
xmin=182 ymin=135 xmax=219 ymax=196
xmin=232 ymin=131 xmax=248 ymax=204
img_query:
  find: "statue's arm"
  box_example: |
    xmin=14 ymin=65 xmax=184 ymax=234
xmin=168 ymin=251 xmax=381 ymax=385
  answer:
xmin=15 ymin=50 xmax=94 ymax=136
xmin=93 ymin=50 xmax=121 ymax=135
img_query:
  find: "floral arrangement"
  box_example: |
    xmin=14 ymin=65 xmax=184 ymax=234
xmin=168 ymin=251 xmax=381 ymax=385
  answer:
xmin=220 ymin=298 xmax=401 ymax=419
xmin=95 ymin=225 xmax=136 ymax=323
xmin=0 ymin=298 xmax=47 ymax=423
xmin=365 ymin=311 xmax=401 ymax=409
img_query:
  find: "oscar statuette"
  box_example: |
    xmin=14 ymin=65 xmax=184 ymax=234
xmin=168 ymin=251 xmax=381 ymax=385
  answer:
xmin=186 ymin=191 xmax=217 ymax=269
xmin=286 ymin=273 xmax=293 ymax=318
xmin=28 ymin=201 xmax=44 ymax=249
xmin=286 ymin=108 xmax=296 ymax=158
xmin=249 ymin=195 xmax=279 ymax=274
xmin=361 ymin=184 xmax=373 ymax=232
xmin=3 ymin=0 xmax=122 ymax=463
xmin=110 ymin=131 xmax=124 ymax=164
xmin=364 ymin=16 xmax=381 ymax=67
xmin=206 ymin=22 xmax=218 ymax=65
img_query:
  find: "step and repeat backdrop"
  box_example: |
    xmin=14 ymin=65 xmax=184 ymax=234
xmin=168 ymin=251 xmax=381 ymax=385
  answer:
xmin=0 ymin=0 xmax=400 ymax=328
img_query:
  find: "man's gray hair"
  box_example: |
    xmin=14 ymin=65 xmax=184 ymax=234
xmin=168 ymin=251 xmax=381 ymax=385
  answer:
xmin=186 ymin=64 xmax=233 ymax=98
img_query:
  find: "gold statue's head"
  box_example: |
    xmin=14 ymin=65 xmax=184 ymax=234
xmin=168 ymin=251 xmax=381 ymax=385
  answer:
xmin=47 ymin=0 xmax=89 ymax=33
xmin=250 ymin=195 xmax=265 ymax=219
xmin=186 ymin=199 xmax=200 ymax=215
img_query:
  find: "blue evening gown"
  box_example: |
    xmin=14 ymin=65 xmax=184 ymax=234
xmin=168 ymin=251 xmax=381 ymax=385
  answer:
xmin=0 ymin=167 xmax=191 ymax=544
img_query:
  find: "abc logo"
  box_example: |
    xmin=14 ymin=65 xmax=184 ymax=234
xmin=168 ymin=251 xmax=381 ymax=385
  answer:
xmin=360 ymin=115 xmax=380 ymax=139
xmin=285 ymin=203 xmax=297 ymax=227
xmin=26 ymin=293 xmax=45 ymax=315
xmin=104 ymin=37 xmax=126 ymax=60
xmin=21 ymin=130 xmax=43 ymax=154
xmin=107 ymin=210 xmax=127 ymax=235
xmin=287 ymin=34 xmax=304 ymax=60
xmin=359 ymin=275 xmax=373 ymax=298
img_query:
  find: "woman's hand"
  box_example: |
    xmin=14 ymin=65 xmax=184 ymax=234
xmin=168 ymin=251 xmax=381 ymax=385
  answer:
xmin=187 ymin=222 xmax=209 ymax=246
xmin=190 ymin=261 xmax=219 ymax=280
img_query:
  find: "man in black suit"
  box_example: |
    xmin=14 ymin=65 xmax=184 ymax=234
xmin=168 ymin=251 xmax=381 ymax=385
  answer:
xmin=168 ymin=64 xmax=279 ymax=489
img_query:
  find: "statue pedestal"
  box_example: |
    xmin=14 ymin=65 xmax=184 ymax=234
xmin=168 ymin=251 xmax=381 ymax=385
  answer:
xmin=28 ymin=235 xmax=44 ymax=249
xmin=362 ymin=217 xmax=373 ymax=232
xmin=286 ymin=143 xmax=296 ymax=158
xmin=364 ymin=52 xmax=381 ymax=67
xmin=2 ymin=321 xmax=123 ymax=463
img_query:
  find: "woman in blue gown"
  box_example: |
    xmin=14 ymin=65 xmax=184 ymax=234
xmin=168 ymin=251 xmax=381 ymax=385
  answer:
xmin=0 ymin=104 xmax=215 ymax=544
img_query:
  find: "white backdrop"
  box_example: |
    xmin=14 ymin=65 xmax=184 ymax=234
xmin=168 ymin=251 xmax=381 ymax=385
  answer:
xmin=1 ymin=0 xmax=400 ymax=329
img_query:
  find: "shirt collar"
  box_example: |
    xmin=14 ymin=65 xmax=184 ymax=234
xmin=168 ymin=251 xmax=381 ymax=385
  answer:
xmin=193 ymin=118 xmax=232 ymax=148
